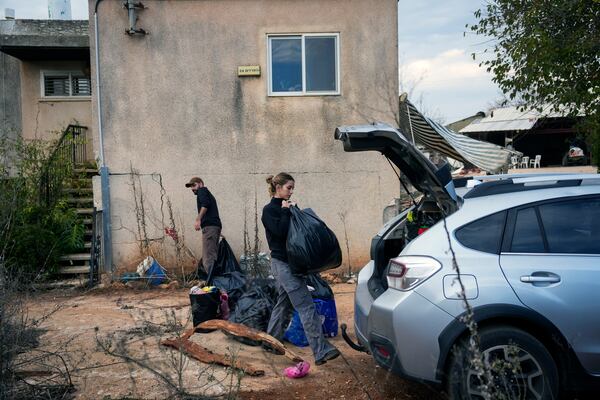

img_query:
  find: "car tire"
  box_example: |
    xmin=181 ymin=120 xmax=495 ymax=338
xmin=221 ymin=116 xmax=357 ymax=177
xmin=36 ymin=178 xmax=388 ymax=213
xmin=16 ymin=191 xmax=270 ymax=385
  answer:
xmin=446 ymin=325 xmax=559 ymax=400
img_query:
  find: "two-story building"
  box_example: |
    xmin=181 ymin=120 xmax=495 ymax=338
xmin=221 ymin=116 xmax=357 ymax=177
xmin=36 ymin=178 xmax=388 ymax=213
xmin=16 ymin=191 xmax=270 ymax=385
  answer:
xmin=90 ymin=0 xmax=400 ymax=275
xmin=0 ymin=18 xmax=92 ymax=151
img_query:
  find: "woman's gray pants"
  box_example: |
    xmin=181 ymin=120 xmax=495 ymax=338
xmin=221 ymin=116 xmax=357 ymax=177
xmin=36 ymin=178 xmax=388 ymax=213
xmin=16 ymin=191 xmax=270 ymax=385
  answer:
xmin=267 ymin=258 xmax=336 ymax=361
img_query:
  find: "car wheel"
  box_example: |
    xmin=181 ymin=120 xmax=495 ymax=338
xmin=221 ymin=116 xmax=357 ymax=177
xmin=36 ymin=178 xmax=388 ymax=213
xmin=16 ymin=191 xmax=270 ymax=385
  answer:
xmin=446 ymin=325 xmax=559 ymax=400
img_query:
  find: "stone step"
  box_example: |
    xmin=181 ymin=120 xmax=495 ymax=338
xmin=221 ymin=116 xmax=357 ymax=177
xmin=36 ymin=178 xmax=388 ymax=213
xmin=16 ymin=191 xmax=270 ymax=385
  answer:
xmin=59 ymin=265 xmax=90 ymax=274
xmin=64 ymin=178 xmax=93 ymax=189
xmin=59 ymin=253 xmax=91 ymax=262
xmin=76 ymin=208 xmax=94 ymax=215
xmin=63 ymin=187 xmax=93 ymax=194
xmin=67 ymin=197 xmax=94 ymax=205
xmin=73 ymin=168 xmax=98 ymax=174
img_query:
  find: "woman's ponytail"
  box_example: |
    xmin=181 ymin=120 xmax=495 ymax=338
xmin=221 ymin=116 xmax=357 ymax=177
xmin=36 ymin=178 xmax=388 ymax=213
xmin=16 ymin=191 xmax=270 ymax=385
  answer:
xmin=266 ymin=175 xmax=276 ymax=196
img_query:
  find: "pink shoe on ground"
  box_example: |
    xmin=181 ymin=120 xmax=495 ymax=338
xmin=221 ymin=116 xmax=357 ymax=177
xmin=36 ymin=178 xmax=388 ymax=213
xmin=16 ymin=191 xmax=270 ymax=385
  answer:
xmin=284 ymin=361 xmax=310 ymax=379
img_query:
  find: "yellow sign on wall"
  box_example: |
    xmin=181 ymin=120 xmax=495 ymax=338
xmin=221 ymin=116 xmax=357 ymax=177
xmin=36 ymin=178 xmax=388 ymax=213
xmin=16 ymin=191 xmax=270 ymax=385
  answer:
xmin=237 ymin=65 xmax=261 ymax=76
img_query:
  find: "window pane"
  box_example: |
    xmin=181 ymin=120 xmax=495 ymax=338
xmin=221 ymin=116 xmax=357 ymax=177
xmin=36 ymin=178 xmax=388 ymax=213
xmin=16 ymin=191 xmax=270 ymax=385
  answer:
xmin=305 ymin=36 xmax=336 ymax=92
xmin=271 ymin=38 xmax=302 ymax=92
xmin=72 ymin=76 xmax=91 ymax=96
xmin=455 ymin=211 xmax=506 ymax=254
xmin=511 ymin=208 xmax=545 ymax=253
xmin=539 ymin=198 xmax=600 ymax=254
xmin=44 ymin=75 xmax=70 ymax=96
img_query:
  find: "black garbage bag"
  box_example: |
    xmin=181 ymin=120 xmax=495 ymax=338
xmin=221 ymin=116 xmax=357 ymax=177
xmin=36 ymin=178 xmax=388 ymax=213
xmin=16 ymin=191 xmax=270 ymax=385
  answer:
xmin=209 ymin=271 xmax=246 ymax=310
xmin=286 ymin=207 xmax=342 ymax=275
xmin=194 ymin=259 xmax=208 ymax=281
xmin=306 ymin=273 xmax=334 ymax=299
xmin=207 ymin=238 xmax=242 ymax=281
xmin=189 ymin=291 xmax=221 ymax=332
xmin=229 ymin=278 xmax=279 ymax=346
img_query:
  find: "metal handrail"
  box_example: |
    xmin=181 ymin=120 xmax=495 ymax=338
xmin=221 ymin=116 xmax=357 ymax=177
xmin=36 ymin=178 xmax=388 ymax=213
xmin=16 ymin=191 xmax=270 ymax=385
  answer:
xmin=41 ymin=124 xmax=88 ymax=207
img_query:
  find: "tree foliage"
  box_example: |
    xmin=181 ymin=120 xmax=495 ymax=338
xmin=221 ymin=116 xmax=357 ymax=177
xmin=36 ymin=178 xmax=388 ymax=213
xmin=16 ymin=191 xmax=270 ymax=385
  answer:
xmin=469 ymin=0 xmax=600 ymax=160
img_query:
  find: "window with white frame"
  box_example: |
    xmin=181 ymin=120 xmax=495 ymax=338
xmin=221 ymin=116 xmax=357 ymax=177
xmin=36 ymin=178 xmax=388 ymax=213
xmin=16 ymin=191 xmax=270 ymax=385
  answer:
xmin=268 ymin=34 xmax=339 ymax=95
xmin=42 ymin=71 xmax=91 ymax=97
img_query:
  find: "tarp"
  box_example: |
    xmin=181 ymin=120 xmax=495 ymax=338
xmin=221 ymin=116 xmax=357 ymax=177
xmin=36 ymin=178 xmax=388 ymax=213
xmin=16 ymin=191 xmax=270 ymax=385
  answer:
xmin=399 ymin=98 xmax=519 ymax=173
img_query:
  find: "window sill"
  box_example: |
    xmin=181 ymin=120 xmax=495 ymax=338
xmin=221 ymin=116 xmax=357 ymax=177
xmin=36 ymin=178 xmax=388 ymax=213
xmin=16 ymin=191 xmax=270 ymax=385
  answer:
xmin=38 ymin=97 xmax=92 ymax=103
xmin=268 ymin=92 xmax=341 ymax=97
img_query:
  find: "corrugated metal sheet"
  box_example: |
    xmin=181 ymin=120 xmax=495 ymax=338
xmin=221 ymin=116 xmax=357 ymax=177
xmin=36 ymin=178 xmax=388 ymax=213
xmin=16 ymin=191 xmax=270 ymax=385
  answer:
xmin=459 ymin=105 xmax=567 ymax=133
xmin=399 ymin=99 xmax=517 ymax=173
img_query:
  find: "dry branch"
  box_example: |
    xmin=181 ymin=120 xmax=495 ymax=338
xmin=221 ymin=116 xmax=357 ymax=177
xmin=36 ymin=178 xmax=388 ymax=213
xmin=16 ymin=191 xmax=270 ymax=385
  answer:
xmin=161 ymin=338 xmax=264 ymax=377
xmin=197 ymin=320 xmax=303 ymax=362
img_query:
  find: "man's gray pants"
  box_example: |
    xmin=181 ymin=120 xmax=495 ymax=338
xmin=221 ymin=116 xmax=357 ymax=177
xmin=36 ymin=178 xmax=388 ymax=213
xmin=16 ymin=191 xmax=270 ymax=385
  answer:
xmin=201 ymin=226 xmax=221 ymax=272
xmin=267 ymin=258 xmax=336 ymax=361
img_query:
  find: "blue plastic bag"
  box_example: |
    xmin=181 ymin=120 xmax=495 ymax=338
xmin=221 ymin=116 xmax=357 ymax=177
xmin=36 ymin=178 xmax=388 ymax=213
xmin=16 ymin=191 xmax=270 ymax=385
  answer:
xmin=284 ymin=298 xmax=339 ymax=347
xmin=146 ymin=258 xmax=167 ymax=285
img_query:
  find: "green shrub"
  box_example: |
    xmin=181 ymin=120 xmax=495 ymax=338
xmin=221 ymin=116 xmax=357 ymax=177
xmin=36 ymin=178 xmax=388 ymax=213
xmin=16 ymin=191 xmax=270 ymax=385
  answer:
xmin=0 ymin=135 xmax=84 ymax=281
xmin=3 ymin=202 xmax=84 ymax=279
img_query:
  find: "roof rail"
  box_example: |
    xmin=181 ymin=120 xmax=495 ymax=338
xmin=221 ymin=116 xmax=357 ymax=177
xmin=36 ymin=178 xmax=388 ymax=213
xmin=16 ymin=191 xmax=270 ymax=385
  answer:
xmin=462 ymin=173 xmax=600 ymax=199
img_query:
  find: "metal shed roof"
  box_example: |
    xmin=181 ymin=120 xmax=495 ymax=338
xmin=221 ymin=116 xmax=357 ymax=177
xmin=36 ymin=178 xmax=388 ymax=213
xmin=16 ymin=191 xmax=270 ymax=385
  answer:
xmin=459 ymin=105 xmax=567 ymax=133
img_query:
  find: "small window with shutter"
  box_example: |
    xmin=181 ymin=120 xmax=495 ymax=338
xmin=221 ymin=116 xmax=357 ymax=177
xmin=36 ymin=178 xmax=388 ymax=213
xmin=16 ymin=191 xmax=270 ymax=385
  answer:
xmin=42 ymin=71 xmax=91 ymax=97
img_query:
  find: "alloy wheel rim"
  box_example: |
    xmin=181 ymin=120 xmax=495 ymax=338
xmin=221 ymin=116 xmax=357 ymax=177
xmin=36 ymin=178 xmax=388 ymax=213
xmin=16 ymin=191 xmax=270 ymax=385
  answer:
xmin=465 ymin=344 xmax=545 ymax=400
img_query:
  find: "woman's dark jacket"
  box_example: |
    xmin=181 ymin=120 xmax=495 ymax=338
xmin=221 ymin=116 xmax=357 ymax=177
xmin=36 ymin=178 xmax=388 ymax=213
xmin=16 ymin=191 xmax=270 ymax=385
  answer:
xmin=261 ymin=197 xmax=291 ymax=262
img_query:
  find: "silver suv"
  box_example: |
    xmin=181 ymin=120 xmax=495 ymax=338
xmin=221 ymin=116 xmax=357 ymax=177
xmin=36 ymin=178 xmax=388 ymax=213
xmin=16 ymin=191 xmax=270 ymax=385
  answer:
xmin=335 ymin=123 xmax=600 ymax=399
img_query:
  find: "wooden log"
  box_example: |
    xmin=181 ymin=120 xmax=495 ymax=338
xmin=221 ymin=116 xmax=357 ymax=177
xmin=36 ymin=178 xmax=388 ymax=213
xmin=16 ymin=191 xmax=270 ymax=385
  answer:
xmin=197 ymin=319 xmax=304 ymax=362
xmin=180 ymin=327 xmax=195 ymax=341
xmin=161 ymin=337 xmax=264 ymax=376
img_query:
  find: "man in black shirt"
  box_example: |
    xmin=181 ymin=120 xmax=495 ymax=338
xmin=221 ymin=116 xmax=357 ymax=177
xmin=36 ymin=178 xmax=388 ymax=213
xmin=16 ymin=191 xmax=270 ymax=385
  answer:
xmin=185 ymin=177 xmax=222 ymax=274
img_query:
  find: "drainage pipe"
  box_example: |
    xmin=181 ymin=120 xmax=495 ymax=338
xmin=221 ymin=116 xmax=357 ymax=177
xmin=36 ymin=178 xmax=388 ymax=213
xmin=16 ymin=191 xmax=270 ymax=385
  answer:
xmin=94 ymin=0 xmax=113 ymax=275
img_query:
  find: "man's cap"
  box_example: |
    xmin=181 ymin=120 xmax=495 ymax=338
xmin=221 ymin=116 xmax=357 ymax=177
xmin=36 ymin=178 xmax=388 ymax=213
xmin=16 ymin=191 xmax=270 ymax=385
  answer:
xmin=185 ymin=176 xmax=203 ymax=187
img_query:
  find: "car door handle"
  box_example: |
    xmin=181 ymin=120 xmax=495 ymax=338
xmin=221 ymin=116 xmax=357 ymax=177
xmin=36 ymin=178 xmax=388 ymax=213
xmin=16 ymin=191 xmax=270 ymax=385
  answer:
xmin=520 ymin=275 xmax=561 ymax=283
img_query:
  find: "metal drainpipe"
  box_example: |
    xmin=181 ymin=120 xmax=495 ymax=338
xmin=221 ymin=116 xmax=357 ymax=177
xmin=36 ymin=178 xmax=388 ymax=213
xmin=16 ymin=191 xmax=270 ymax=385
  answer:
xmin=94 ymin=0 xmax=113 ymax=277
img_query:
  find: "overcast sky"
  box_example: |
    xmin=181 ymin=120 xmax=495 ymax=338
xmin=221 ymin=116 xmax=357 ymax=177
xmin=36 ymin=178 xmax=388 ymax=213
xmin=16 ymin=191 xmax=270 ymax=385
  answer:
xmin=1 ymin=0 xmax=501 ymax=123
xmin=399 ymin=1 xmax=501 ymax=123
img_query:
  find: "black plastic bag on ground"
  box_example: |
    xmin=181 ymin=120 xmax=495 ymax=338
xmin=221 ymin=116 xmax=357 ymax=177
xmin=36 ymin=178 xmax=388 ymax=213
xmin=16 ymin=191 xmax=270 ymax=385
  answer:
xmin=229 ymin=278 xmax=279 ymax=346
xmin=189 ymin=291 xmax=221 ymax=332
xmin=286 ymin=207 xmax=342 ymax=275
xmin=306 ymin=273 xmax=334 ymax=299
xmin=194 ymin=259 xmax=208 ymax=281
xmin=209 ymin=271 xmax=246 ymax=310
xmin=207 ymin=238 xmax=242 ymax=281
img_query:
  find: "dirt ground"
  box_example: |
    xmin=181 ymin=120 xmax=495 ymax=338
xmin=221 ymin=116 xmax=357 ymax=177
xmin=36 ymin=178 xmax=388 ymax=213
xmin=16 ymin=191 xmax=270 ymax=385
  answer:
xmin=25 ymin=283 xmax=445 ymax=400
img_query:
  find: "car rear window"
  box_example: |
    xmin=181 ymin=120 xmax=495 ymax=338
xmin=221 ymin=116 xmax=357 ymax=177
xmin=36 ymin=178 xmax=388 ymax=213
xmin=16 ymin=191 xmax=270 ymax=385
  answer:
xmin=455 ymin=211 xmax=506 ymax=254
xmin=538 ymin=197 xmax=600 ymax=254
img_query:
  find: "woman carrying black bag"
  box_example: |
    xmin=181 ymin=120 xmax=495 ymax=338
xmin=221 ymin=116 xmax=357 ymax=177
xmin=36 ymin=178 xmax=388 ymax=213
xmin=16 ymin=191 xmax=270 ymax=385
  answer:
xmin=261 ymin=172 xmax=340 ymax=365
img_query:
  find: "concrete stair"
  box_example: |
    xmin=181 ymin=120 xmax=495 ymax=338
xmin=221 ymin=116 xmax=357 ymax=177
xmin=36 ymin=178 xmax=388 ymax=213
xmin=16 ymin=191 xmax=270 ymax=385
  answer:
xmin=58 ymin=165 xmax=98 ymax=276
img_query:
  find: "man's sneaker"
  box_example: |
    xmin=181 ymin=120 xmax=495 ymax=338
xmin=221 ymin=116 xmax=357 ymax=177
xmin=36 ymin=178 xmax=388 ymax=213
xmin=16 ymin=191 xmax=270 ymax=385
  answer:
xmin=315 ymin=348 xmax=341 ymax=365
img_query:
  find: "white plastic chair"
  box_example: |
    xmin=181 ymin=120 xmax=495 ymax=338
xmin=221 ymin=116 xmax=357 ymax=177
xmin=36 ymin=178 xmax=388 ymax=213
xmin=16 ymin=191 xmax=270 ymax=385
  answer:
xmin=520 ymin=156 xmax=530 ymax=168
xmin=510 ymin=156 xmax=519 ymax=169
xmin=529 ymin=155 xmax=541 ymax=168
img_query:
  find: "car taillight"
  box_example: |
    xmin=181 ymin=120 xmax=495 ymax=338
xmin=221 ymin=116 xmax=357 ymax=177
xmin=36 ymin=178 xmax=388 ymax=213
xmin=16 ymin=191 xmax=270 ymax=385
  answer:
xmin=386 ymin=256 xmax=442 ymax=291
